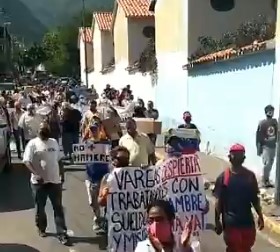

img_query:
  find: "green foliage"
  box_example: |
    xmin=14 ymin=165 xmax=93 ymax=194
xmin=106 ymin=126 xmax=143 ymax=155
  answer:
xmin=18 ymin=43 xmax=47 ymax=71
xmin=190 ymin=15 xmax=275 ymax=61
xmin=41 ymin=11 xmax=93 ymax=76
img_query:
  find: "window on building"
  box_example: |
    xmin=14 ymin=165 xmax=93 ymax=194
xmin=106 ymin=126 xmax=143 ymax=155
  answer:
xmin=0 ymin=45 xmax=4 ymax=51
xmin=272 ymin=0 xmax=277 ymax=11
xmin=211 ymin=0 xmax=235 ymax=11
xmin=142 ymin=26 xmax=155 ymax=38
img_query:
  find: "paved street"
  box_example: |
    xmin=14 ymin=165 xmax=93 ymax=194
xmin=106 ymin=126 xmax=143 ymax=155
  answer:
xmin=0 ymin=164 xmax=279 ymax=252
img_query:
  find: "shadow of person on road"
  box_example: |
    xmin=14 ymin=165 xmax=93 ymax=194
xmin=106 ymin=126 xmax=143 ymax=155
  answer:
xmin=206 ymin=223 xmax=216 ymax=231
xmin=0 ymin=169 xmax=34 ymax=212
xmin=44 ymin=232 xmax=107 ymax=250
xmin=64 ymin=167 xmax=85 ymax=172
xmin=71 ymin=235 xmax=107 ymax=250
xmin=0 ymin=243 xmax=40 ymax=252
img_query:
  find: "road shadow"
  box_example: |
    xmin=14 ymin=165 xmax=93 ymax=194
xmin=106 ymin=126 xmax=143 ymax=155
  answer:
xmin=0 ymin=169 xmax=34 ymax=212
xmin=71 ymin=235 xmax=107 ymax=250
xmin=206 ymin=223 xmax=215 ymax=231
xmin=0 ymin=244 xmax=40 ymax=252
xmin=45 ymin=233 xmax=107 ymax=250
xmin=64 ymin=167 xmax=85 ymax=172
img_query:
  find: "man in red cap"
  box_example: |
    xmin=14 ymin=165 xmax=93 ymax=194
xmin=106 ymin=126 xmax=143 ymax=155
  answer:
xmin=213 ymin=144 xmax=264 ymax=252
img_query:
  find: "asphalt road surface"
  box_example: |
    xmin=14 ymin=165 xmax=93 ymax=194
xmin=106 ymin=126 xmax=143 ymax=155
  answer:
xmin=0 ymin=166 xmax=279 ymax=252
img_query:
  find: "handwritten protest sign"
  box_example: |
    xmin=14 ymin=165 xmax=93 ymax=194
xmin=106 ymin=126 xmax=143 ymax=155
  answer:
xmin=106 ymin=153 xmax=206 ymax=252
xmin=159 ymin=153 xmax=206 ymax=236
xmin=72 ymin=142 xmax=111 ymax=164
xmin=107 ymin=167 xmax=165 ymax=252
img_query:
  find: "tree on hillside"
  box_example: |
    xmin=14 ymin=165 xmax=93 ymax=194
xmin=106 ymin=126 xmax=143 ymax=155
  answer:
xmin=18 ymin=43 xmax=47 ymax=73
xmin=42 ymin=31 xmax=68 ymax=75
xmin=42 ymin=11 xmax=93 ymax=76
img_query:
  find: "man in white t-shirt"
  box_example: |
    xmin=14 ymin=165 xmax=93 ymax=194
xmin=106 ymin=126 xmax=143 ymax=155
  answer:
xmin=23 ymin=122 xmax=69 ymax=245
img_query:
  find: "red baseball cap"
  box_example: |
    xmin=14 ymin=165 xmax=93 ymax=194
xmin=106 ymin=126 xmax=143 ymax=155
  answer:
xmin=229 ymin=144 xmax=245 ymax=153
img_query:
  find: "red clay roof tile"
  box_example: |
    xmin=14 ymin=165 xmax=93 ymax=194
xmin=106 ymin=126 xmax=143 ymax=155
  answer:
xmin=117 ymin=0 xmax=154 ymax=17
xmin=185 ymin=41 xmax=267 ymax=69
xmin=93 ymin=12 xmax=113 ymax=31
xmin=79 ymin=27 xmax=93 ymax=43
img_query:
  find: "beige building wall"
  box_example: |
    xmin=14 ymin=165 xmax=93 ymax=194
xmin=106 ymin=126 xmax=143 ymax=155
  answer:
xmin=188 ymin=0 xmax=275 ymax=55
xmin=276 ymin=1 xmax=280 ymax=43
xmin=114 ymin=6 xmax=128 ymax=64
xmin=155 ymin=0 xmax=186 ymax=54
xmin=93 ymin=22 xmax=102 ymax=72
xmin=127 ymin=17 xmax=155 ymax=65
xmin=101 ymin=31 xmax=114 ymax=68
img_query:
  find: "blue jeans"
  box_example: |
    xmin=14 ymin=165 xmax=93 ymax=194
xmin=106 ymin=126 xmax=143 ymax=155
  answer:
xmin=262 ymin=146 xmax=276 ymax=182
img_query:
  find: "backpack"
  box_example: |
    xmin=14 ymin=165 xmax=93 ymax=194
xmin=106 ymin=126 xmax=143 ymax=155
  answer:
xmin=223 ymin=168 xmax=231 ymax=186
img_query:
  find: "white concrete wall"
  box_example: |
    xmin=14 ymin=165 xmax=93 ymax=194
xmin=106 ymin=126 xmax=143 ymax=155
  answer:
xmin=91 ymin=61 xmax=156 ymax=104
xmin=79 ymin=40 xmax=86 ymax=85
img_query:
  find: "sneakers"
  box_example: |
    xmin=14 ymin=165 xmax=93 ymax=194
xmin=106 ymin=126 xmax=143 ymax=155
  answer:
xmin=263 ymin=180 xmax=274 ymax=188
xmin=38 ymin=229 xmax=47 ymax=238
xmin=57 ymin=233 xmax=70 ymax=245
xmin=92 ymin=217 xmax=101 ymax=231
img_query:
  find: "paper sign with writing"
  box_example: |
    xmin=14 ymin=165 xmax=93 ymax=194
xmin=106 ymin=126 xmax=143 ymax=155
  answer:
xmin=106 ymin=154 xmax=206 ymax=252
xmin=107 ymin=167 xmax=165 ymax=252
xmin=158 ymin=154 xmax=206 ymax=237
xmin=72 ymin=142 xmax=111 ymax=164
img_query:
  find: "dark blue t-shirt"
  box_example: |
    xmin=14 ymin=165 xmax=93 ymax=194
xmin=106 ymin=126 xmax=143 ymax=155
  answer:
xmin=213 ymin=168 xmax=259 ymax=228
xmin=86 ymin=162 xmax=109 ymax=184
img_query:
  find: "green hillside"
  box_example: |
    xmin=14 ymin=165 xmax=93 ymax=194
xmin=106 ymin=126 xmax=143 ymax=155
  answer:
xmin=19 ymin=0 xmax=115 ymax=27
xmin=0 ymin=0 xmax=47 ymax=42
xmin=0 ymin=0 xmax=114 ymax=43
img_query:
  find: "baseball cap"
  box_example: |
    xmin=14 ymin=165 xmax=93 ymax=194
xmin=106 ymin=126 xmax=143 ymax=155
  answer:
xmin=229 ymin=144 xmax=245 ymax=153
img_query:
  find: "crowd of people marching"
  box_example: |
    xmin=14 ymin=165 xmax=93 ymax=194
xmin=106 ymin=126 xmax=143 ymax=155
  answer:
xmin=0 ymin=82 xmax=274 ymax=252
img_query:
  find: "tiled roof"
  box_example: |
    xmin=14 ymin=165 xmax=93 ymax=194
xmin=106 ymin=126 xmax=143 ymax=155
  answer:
xmin=184 ymin=41 xmax=268 ymax=70
xmin=117 ymin=0 xmax=154 ymax=17
xmin=79 ymin=27 xmax=93 ymax=43
xmin=93 ymin=12 xmax=113 ymax=31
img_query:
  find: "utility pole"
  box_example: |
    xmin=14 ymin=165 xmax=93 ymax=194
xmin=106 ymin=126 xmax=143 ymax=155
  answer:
xmin=82 ymin=0 xmax=89 ymax=87
xmin=274 ymin=0 xmax=280 ymax=214
xmin=274 ymin=107 xmax=280 ymax=207
xmin=4 ymin=22 xmax=11 ymax=71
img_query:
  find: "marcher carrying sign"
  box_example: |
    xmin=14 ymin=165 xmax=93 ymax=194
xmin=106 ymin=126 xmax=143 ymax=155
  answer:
xmin=72 ymin=142 xmax=111 ymax=164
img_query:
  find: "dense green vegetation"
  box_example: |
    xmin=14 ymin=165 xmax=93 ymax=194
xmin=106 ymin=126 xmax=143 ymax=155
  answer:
xmin=9 ymin=0 xmax=114 ymax=75
xmin=19 ymin=11 xmax=95 ymax=76
xmin=0 ymin=0 xmax=114 ymax=42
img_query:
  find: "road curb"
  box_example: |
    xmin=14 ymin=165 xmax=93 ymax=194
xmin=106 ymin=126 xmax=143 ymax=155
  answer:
xmin=155 ymin=151 xmax=280 ymax=240
xmin=263 ymin=214 xmax=280 ymax=236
